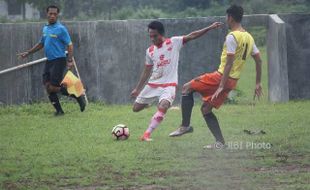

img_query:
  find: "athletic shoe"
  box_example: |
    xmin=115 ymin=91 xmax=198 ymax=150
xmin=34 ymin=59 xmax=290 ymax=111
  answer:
xmin=169 ymin=126 xmax=193 ymax=137
xmin=77 ymin=95 xmax=86 ymax=112
xmin=54 ymin=110 xmax=64 ymax=116
xmin=203 ymin=142 xmax=226 ymax=150
xmin=140 ymin=132 xmax=153 ymax=142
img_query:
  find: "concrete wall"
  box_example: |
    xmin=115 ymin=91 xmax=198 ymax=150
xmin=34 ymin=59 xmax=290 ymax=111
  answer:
xmin=0 ymin=23 xmax=44 ymax=104
xmin=0 ymin=17 xmax=227 ymax=104
xmin=267 ymin=14 xmax=289 ymax=102
xmin=280 ymin=14 xmax=310 ymax=100
xmin=266 ymin=13 xmax=310 ymax=101
xmin=0 ymin=14 xmax=309 ymax=104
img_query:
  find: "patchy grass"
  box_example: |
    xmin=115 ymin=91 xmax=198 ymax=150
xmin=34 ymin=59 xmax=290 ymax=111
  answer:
xmin=0 ymin=100 xmax=309 ymax=190
xmin=0 ymin=46 xmax=309 ymax=189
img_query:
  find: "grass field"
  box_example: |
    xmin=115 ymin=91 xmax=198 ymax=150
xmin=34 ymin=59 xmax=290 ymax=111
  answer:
xmin=1 ymin=47 xmax=309 ymax=190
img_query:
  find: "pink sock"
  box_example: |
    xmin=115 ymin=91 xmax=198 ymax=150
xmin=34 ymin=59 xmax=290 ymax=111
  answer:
xmin=146 ymin=110 xmax=165 ymax=134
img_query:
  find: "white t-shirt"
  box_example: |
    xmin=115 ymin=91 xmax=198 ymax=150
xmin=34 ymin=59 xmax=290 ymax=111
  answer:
xmin=145 ymin=36 xmax=184 ymax=86
xmin=226 ymin=34 xmax=260 ymax=55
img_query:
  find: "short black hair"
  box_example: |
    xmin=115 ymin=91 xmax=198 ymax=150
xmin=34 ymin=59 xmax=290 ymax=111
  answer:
xmin=226 ymin=5 xmax=243 ymax=22
xmin=46 ymin=5 xmax=60 ymax=13
xmin=148 ymin=21 xmax=165 ymax=35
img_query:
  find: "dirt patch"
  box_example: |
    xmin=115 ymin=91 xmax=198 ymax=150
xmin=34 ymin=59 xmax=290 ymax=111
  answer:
xmin=2 ymin=181 xmax=18 ymax=190
xmin=60 ymin=184 xmax=171 ymax=190
xmin=135 ymin=185 xmax=171 ymax=190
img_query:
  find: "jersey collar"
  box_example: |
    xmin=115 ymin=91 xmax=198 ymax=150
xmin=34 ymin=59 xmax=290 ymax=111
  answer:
xmin=46 ymin=21 xmax=60 ymax=27
xmin=155 ymin=41 xmax=164 ymax=48
xmin=154 ymin=38 xmax=171 ymax=49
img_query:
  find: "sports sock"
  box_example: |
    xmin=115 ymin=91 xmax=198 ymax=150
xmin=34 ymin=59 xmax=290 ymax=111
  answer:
xmin=60 ymin=85 xmax=85 ymax=112
xmin=203 ymin=112 xmax=225 ymax=144
xmin=48 ymin=93 xmax=63 ymax=113
xmin=181 ymin=92 xmax=194 ymax=127
xmin=60 ymin=85 xmax=76 ymax=97
xmin=60 ymin=85 xmax=79 ymax=99
xmin=146 ymin=110 xmax=166 ymax=134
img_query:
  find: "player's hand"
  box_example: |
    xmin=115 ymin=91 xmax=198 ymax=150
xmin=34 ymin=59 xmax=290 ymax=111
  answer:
xmin=253 ymin=83 xmax=263 ymax=100
xmin=210 ymin=22 xmax=224 ymax=30
xmin=17 ymin=51 xmax=29 ymax=59
xmin=67 ymin=60 xmax=74 ymax=70
xmin=211 ymin=87 xmax=224 ymax=102
xmin=130 ymin=88 xmax=140 ymax=98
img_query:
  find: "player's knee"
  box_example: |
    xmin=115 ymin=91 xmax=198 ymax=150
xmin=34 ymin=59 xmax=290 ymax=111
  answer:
xmin=201 ymin=103 xmax=212 ymax=115
xmin=132 ymin=106 xmax=140 ymax=112
xmin=132 ymin=104 xmax=144 ymax=112
xmin=158 ymin=101 xmax=170 ymax=112
xmin=158 ymin=107 xmax=168 ymax=114
xmin=45 ymin=83 xmax=52 ymax=94
xmin=48 ymin=84 xmax=60 ymax=93
xmin=158 ymin=106 xmax=169 ymax=113
xmin=182 ymin=83 xmax=192 ymax=95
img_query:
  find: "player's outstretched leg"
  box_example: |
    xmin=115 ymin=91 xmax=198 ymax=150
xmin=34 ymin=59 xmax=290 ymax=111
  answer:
xmin=60 ymin=85 xmax=86 ymax=112
xmin=169 ymin=82 xmax=194 ymax=137
xmin=201 ymin=102 xmax=225 ymax=149
xmin=141 ymin=99 xmax=170 ymax=141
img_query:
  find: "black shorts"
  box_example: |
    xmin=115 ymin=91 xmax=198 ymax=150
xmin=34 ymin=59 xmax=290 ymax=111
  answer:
xmin=42 ymin=57 xmax=67 ymax=86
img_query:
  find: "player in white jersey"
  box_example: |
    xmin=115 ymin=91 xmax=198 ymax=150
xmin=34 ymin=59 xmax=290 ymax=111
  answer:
xmin=130 ymin=21 xmax=223 ymax=141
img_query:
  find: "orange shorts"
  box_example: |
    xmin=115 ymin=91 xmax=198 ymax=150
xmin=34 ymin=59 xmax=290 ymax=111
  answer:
xmin=190 ymin=71 xmax=238 ymax=109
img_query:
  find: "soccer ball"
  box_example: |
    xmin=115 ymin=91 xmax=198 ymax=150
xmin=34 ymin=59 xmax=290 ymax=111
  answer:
xmin=112 ymin=124 xmax=130 ymax=140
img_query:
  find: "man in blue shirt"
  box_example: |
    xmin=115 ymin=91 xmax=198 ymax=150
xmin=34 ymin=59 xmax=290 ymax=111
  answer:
xmin=18 ymin=5 xmax=86 ymax=116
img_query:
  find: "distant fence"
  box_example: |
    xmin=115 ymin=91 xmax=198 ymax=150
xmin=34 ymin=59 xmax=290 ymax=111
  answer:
xmin=0 ymin=14 xmax=309 ymax=104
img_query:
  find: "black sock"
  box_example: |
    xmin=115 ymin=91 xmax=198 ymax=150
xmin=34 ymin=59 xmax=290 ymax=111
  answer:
xmin=181 ymin=92 xmax=194 ymax=127
xmin=203 ymin=112 xmax=225 ymax=144
xmin=60 ymin=86 xmax=85 ymax=112
xmin=48 ymin=93 xmax=63 ymax=113
xmin=60 ymin=86 xmax=70 ymax=96
xmin=60 ymin=86 xmax=78 ymax=100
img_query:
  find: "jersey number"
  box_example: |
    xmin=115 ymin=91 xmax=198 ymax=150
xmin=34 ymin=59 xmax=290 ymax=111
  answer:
xmin=242 ymin=43 xmax=248 ymax=60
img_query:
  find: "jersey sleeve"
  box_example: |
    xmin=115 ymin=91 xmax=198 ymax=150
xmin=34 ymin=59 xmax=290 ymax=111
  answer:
xmin=251 ymin=43 xmax=260 ymax=56
xmin=59 ymin=26 xmax=72 ymax=46
xmin=145 ymin=49 xmax=153 ymax=66
xmin=226 ymin=34 xmax=237 ymax=55
xmin=171 ymin=36 xmax=184 ymax=51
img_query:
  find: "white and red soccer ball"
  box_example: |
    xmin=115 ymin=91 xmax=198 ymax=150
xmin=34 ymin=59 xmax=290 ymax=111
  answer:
xmin=112 ymin=124 xmax=130 ymax=140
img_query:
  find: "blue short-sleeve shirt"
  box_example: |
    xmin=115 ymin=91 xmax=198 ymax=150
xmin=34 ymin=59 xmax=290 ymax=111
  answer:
xmin=40 ymin=22 xmax=72 ymax=61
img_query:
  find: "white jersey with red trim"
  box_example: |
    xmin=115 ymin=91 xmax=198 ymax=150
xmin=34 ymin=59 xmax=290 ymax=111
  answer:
xmin=145 ymin=36 xmax=184 ymax=87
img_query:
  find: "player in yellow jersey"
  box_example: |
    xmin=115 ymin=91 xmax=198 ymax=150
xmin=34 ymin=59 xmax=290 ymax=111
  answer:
xmin=169 ymin=5 xmax=263 ymax=149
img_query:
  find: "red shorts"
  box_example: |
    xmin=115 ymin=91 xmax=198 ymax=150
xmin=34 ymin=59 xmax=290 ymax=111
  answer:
xmin=190 ymin=71 xmax=238 ymax=109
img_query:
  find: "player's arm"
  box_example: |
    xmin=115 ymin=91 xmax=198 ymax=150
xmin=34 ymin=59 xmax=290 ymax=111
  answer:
xmin=59 ymin=26 xmax=74 ymax=69
xmin=211 ymin=34 xmax=236 ymax=101
xmin=131 ymin=64 xmax=152 ymax=98
xmin=183 ymin=22 xmax=223 ymax=44
xmin=253 ymin=53 xmax=263 ymax=100
xmin=66 ymin=43 xmax=74 ymax=69
xmin=17 ymin=42 xmax=44 ymax=59
xmin=67 ymin=44 xmax=73 ymax=61
xmin=211 ymin=55 xmax=234 ymax=101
